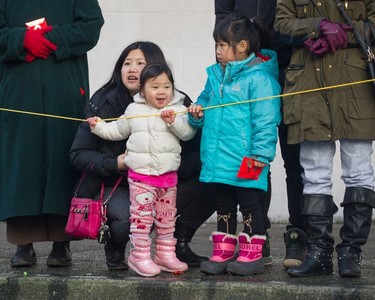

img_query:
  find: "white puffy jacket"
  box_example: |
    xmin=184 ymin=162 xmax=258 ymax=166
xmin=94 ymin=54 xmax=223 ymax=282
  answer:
xmin=92 ymin=90 xmax=196 ymax=176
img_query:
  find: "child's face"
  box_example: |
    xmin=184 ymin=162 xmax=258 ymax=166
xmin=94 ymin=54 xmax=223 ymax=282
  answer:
xmin=121 ymin=49 xmax=147 ymax=96
xmin=215 ymin=40 xmax=235 ymax=66
xmin=141 ymin=72 xmax=173 ymax=109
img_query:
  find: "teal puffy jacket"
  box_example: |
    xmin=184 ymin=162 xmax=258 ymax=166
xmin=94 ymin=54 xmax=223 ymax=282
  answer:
xmin=189 ymin=49 xmax=281 ymax=191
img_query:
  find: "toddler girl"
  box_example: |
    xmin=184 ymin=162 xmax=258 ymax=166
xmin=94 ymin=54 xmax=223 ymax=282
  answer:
xmin=88 ymin=63 xmax=196 ymax=277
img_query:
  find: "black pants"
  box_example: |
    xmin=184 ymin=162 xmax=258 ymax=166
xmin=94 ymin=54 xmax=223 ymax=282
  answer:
xmin=278 ymin=121 xmax=304 ymax=230
xmin=260 ymin=172 xmax=271 ymax=230
xmin=176 ymin=176 xmax=216 ymax=230
xmin=214 ymin=183 xmax=265 ymax=236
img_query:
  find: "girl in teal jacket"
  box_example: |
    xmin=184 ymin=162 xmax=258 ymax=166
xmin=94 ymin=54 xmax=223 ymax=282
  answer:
xmin=189 ymin=13 xmax=281 ymax=276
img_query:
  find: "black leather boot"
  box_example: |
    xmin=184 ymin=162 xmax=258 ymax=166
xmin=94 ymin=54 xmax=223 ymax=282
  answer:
xmin=337 ymin=246 xmax=362 ymax=278
xmin=174 ymin=221 xmax=208 ymax=266
xmin=336 ymin=187 xmax=375 ymax=278
xmin=47 ymin=241 xmax=72 ymax=267
xmin=287 ymin=194 xmax=338 ymax=277
xmin=10 ymin=243 xmax=37 ymax=267
xmin=105 ymin=241 xmax=127 ymax=270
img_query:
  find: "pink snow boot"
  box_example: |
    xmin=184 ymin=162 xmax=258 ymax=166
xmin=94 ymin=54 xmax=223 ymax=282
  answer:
xmin=227 ymin=233 xmax=266 ymax=275
xmin=153 ymin=238 xmax=188 ymax=273
xmin=200 ymin=232 xmax=237 ymax=275
xmin=127 ymin=236 xmax=161 ymax=277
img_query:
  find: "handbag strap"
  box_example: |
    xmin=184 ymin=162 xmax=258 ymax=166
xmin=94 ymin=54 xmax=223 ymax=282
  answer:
xmin=74 ymin=172 xmax=105 ymax=199
xmin=102 ymin=175 xmax=123 ymax=205
xmin=100 ymin=175 xmax=123 ymax=226
xmin=332 ymin=0 xmax=375 ymax=62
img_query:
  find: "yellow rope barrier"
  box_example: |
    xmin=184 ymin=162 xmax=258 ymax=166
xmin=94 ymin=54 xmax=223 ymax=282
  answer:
xmin=1 ymin=78 xmax=374 ymax=122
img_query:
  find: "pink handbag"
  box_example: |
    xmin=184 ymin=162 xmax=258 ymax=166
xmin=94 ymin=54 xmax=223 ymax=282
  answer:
xmin=65 ymin=175 xmax=122 ymax=240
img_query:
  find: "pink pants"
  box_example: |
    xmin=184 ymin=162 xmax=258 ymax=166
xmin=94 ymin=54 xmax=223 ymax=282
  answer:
xmin=128 ymin=178 xmax=177 ymax=238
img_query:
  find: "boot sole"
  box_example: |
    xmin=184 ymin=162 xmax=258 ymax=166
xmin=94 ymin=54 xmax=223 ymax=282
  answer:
xmin=339 ymin=270 xmax=361 ymax=278
xmin=107 ymin=264 xmax=128 ymax=271
xmin=46 ymin=260 xmax=72 ymax=267
xmin=283 ymin=258 xmax=303 ymax=269
xmin=287 ymin=269 xmax=333 ymax=277
xmin=227 ymin=260 xmax=265 ymax=276
xmin=200 ymin=257 xmax=237 ymax=275
xmin=128 ymin=262 xmax=161 ymax=277
xmin=263 ymin=257 xmax=273 ymax=266
xmin=11 ymin=259 xmax=37 ymax=268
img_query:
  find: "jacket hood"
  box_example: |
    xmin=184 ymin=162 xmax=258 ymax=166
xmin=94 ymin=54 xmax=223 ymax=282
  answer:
xmin=133 ymin=89 xmax=186 ymax=107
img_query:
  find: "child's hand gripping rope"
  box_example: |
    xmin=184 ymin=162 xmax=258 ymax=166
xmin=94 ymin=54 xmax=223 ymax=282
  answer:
xmin=187 ymin=104 xmax=204 ymax=119
xmin=87 ymin=116 xmax=102 ymax=131
xmin=160 ymin=109 xmax=176 ymax=125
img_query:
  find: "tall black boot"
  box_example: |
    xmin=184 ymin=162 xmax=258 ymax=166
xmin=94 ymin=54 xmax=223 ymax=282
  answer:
xmin=336 ymin=187 xmax=375 ymax=278
xmin=105 ymin=240 xmax=127 ymax=270
xmin=287 ymin=194 xmax=338 ymax=277
xmin=174 ymin=220 xmax=208 ymax=266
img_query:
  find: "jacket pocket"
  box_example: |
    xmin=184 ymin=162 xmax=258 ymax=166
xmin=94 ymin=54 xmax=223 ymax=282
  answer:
xmin=348 ymin=97 xmax=375 ymax=119
xmin=345 ymin=55 xmax=372 ymax=100
xmin=284 ymin=64 xmax=305 ymax=87
xmin=283 ymin=97 xmax=302 ymax=125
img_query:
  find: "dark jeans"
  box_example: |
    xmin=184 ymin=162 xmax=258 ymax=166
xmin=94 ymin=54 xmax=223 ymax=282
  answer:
xmin=260 ymin=172 xmax=271 ymax=231
xmin=176 ymin=176 xmax=216 ymax=230
xmin=102 ymin=187 xmax=131 ymax=245
xmin=278 ymin=121 xmax=304 ymax=230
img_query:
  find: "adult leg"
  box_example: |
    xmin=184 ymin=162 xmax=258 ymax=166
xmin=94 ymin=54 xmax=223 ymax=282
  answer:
xmin=336 ymin=139 xmax=375 ymax=277
xmin=104 ymin=187 xmax=130 ymax=270
xmin=174 ymin=177 xmax=215 ymax=266
xmin=8 ymin=215 xmax=71 ymax=267
xmin=279 ymin=122 xmax=307 ymax=268
xmin=259 ymin=172 xmax=273 ymax=265
xmin=288 ymin=141 xmax=337 ymax=277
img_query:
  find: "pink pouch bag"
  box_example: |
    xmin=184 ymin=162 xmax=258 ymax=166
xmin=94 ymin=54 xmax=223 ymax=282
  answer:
xmin=65 ymin=180 xmax=105 ymax=240
xmin=65 ymin=175 xmax=123 ymax=240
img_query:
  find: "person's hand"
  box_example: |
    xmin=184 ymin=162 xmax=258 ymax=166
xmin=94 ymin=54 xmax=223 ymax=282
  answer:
xmin=188 ymin=104 xmax=204 ymax=120
xmin=253 ymin=160 xmax=266 ymax=168
xmin=304 ymin=37 xmax=329 ymax=56
xmin=319 ymin=19 xmax=352 ymax=52
xmin=23 ymin=26 xmax=58 ymax=61
xmin=117 ymin=153 xmax=128 ymax=171
xmin=160 ymin=109 xmax=176 ymax=125
xmin=87 ymin=116 xmax=101 ymax=131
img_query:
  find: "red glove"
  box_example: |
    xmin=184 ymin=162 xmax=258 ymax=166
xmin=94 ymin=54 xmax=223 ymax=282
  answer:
xmin=23 ymin=26 xmax=58 ymax=61
xmin=304 ymin=37 xmax=329 ymax=56
xmin=319 ymin=19 xmax=352 ymax=53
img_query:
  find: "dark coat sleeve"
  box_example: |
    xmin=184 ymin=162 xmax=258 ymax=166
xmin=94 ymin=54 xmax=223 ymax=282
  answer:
xmin=178 ymin=129 xmax=202 ymax=180
xmin=70 ymin=121 xmax=120 ymax=178
xmin=176 ymin=91 xmax=202 ymax=180
xmin=69 ymin=88 xmax=127 ymax=178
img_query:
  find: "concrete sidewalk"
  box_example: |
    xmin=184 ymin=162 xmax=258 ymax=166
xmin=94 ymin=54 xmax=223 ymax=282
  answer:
xmin=1 ymin=221 xmax=375 ymax=300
